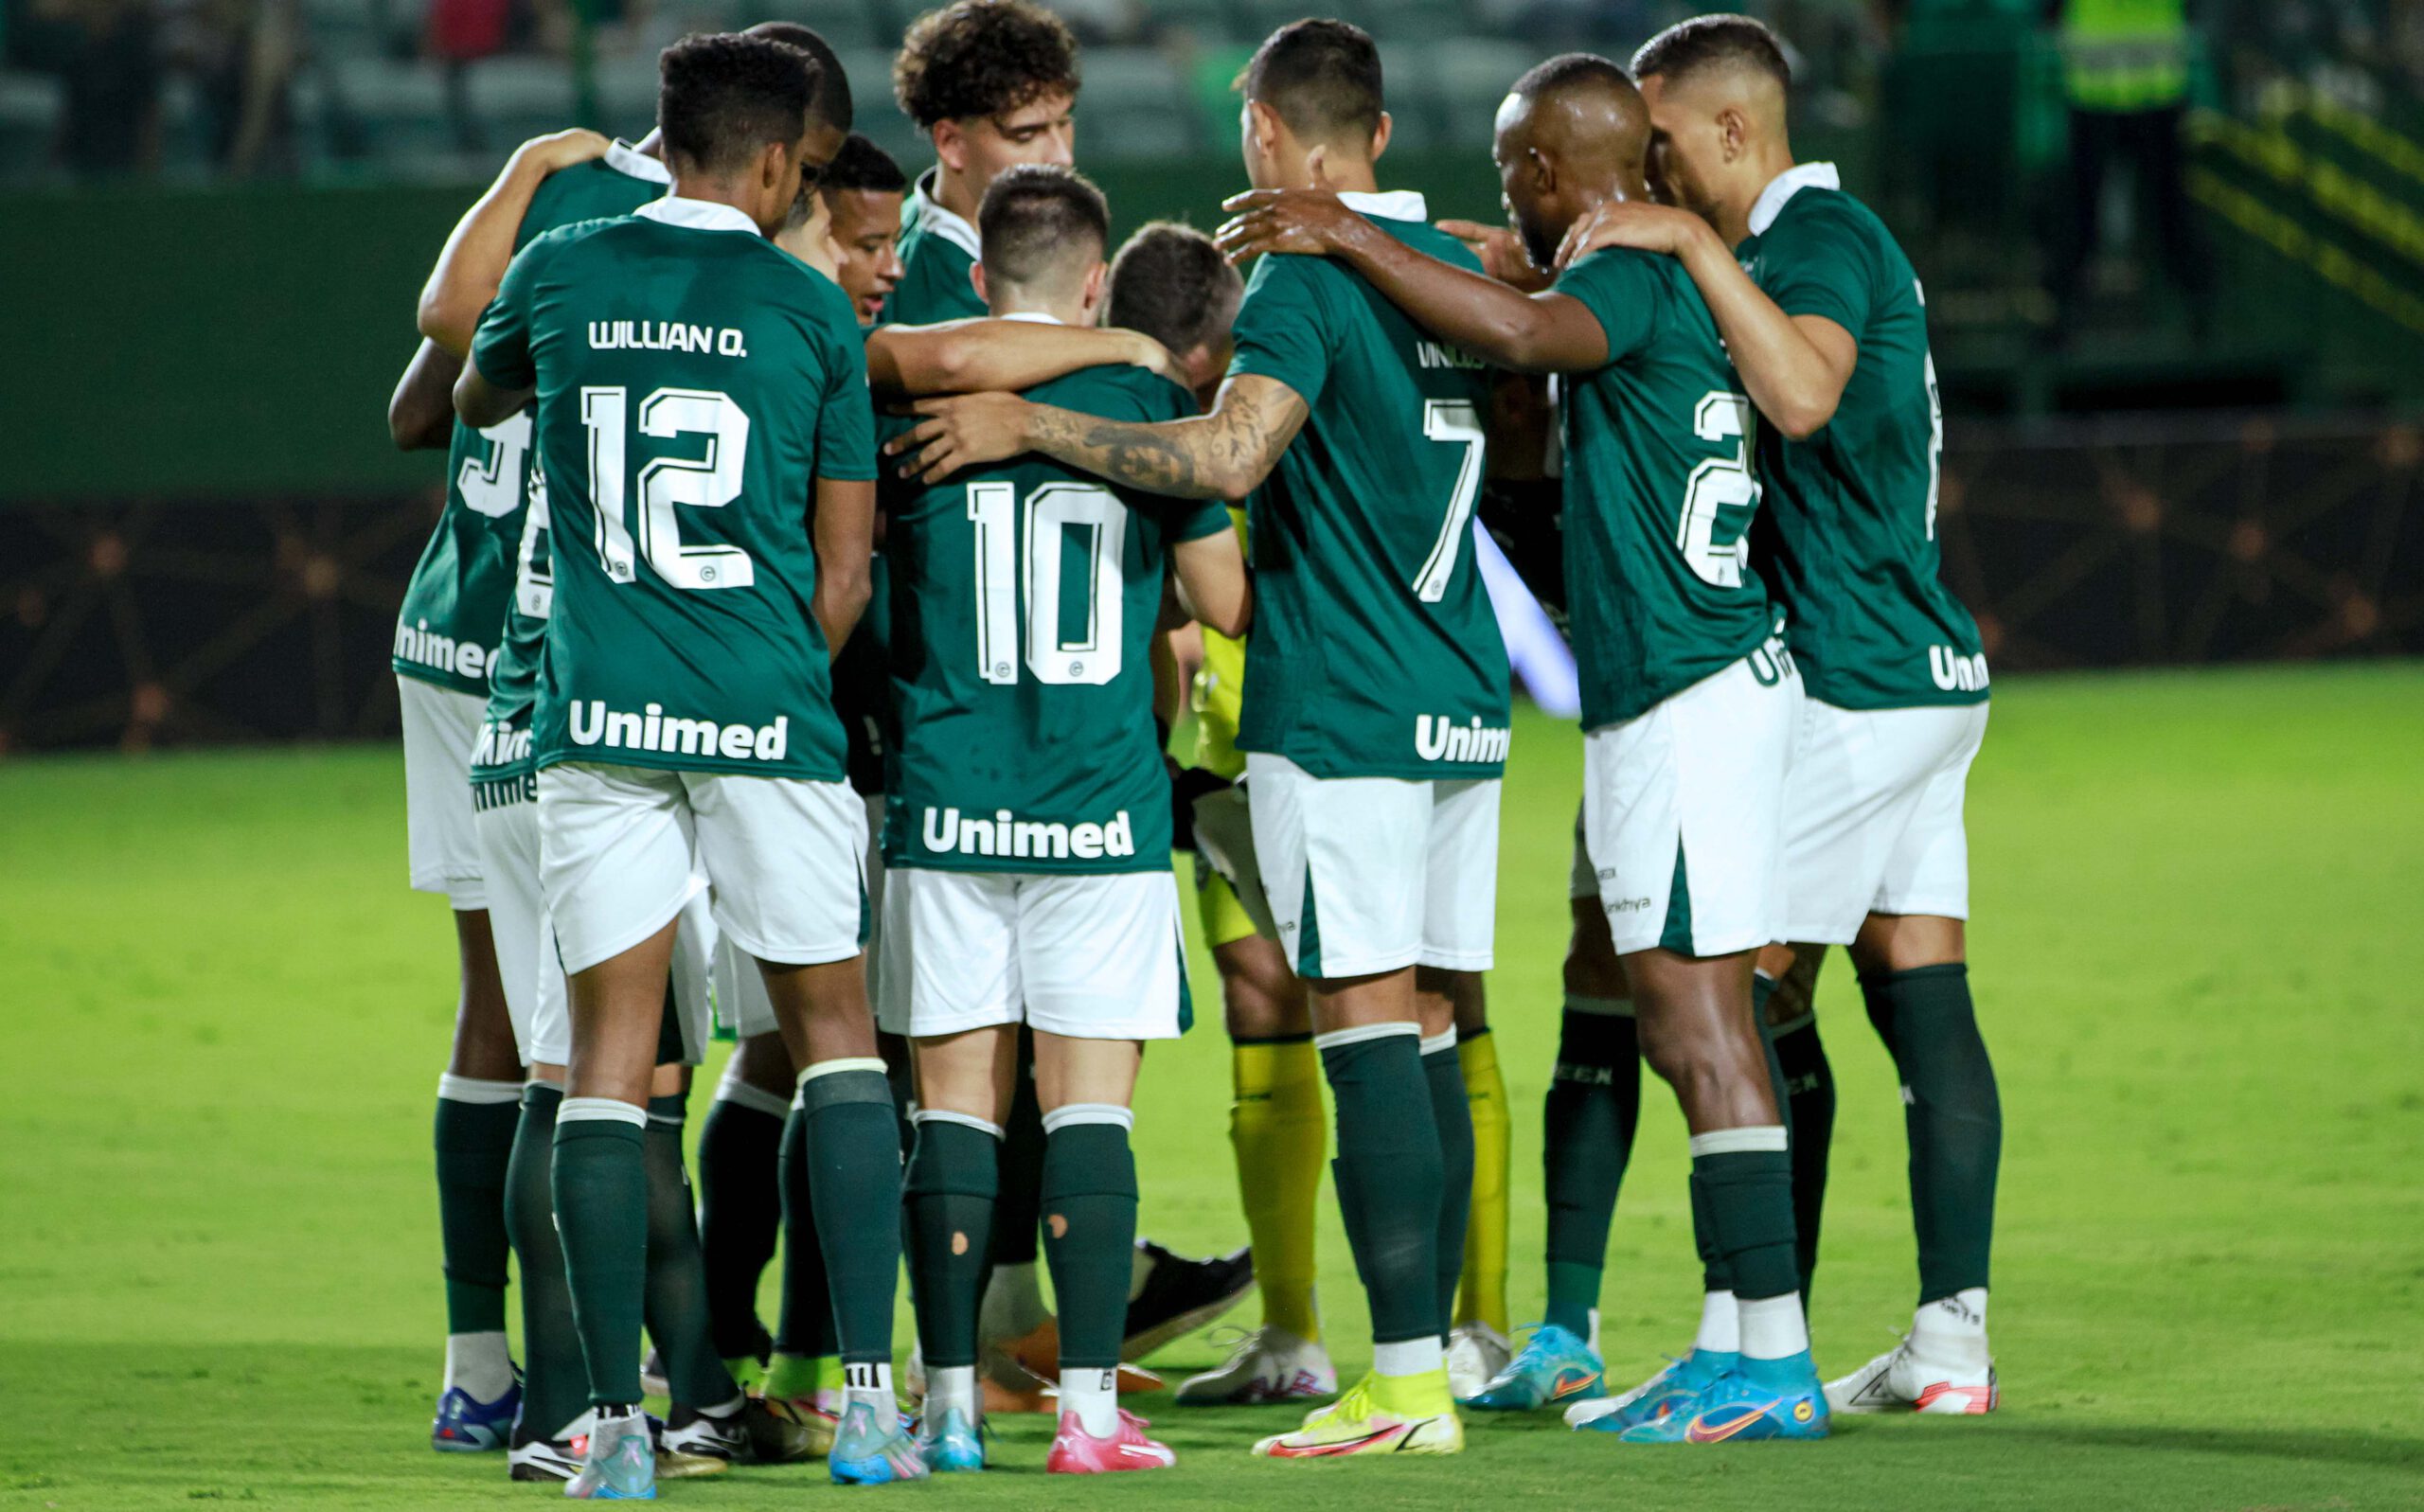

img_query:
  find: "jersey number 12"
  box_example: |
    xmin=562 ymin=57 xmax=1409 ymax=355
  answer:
xmin=580 ymin=385 xmax=756 ymax=592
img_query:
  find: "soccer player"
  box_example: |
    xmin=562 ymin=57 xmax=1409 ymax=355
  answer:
xmin=1217 ymin=50 xmax=1830 ymax=1445
xmin=823 ymin=133 xmax=909 ymax=323
xmin=1565 ymin=13 xmax=2003 ymax=1414
xmin=892 ymin=20 xmax=1507 ymax=1459
xmin=882 ymin=164 xmax=1250 ymax=1476
xmin=454 ymin=32 xmax=919 ymax=1496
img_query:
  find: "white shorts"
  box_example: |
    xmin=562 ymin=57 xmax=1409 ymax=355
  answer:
xmin=876 ymin=867 xmax=1187 ymax=1041
xmin=538 ymin=762 xmax=867 ymax=978
xmin=478 ymin=773 xmax=716 ymax=1065
xmin=1781 ymin=700 xmax=1987 ymax=944
xmin=720 ymin=792 xmax=889 ymax=1041
xmin=400 ymin=678 xmax=487 ymax=908
xmin=1245 ymin=752 xmax=1500 ymax=979
xmin=1582 ymin=644 xmax=1799 ymax=958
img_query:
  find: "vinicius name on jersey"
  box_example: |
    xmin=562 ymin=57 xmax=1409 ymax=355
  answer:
xmin=1415 ymin=714 xmax=1513 ymax=764
xmin=396 ymin=618 xmax=500 ymax=682
xmin=587 ymin=320 xmax=749 ymax=357
xmin=919 ymin=805 xmax=1140 ymax=863
xmin=567 ymin=700 xmax=792 ymax=762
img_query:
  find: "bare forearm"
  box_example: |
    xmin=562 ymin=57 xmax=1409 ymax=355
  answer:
xmin=812 ymin=566 xmax=872 ymax=658
xmin=419 ymin=154 xmax=551 ymax=355
xmin=1324 ymin=221 xmax=1599 ymax=374
xmin=1025 ymin=405 xmax=1259 ymax=502
xmin=389 ymin=339 xmax=461 ymax=451
xmin=1675 ymin=230 xmax=1844 ymax=437
xmin=869 ymin=321 xmax=1149 ymax=399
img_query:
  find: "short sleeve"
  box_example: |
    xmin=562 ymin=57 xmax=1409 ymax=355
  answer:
xmin=1551 ymin=249 xmax=1666 ymax=365
xmin=816 ymin=312 xmax=880 ymax=482
xmin=469 ymin=234 xmax=546 ymax=392
xmin=1757 ymin=204 xmax=1875 ymax=336
xmin=1165 ymin=495 xmax=1236 ymax=543
xmin=1224 ymin=253 xmax=1334 ymax=406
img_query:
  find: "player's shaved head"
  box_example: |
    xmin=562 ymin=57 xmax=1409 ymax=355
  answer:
xmin=1631 ymin=13 xmax=1791 ymax=95
xmin=1492 ymin=53 xmax=1651 ymax=271
xmin=1239 ymin=19 xmax=1384 ymax=150
xmin=978 ymin=163 xmax=1109 ymax=303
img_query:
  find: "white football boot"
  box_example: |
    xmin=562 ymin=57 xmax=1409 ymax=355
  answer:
xmin=1445 ymin=1322 xmax=1514 ymax=1402
xmin=1826 ymin=1335 xmax=1998 ymax=1414
xmin=1174 ymin=1325 xmax=1337 ymax=1406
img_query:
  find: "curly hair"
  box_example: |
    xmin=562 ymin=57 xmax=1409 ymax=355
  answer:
xmin=893 ymin=0 xmax=1081 ymax=131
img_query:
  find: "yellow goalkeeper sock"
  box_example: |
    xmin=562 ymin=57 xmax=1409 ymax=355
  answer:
xmin=1231 ymin=1035 xmax=1326 ymax=1343
xmin=1455 ymin=1028 xmax=1511 ymax=1335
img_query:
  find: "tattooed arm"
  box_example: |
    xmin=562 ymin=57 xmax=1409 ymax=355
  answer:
xmin=886 ymin=374 xmax=1309 ymax=500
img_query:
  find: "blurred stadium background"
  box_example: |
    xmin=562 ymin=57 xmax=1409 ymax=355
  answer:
xmin=2 ymin=0 xmax=2420 ymax=754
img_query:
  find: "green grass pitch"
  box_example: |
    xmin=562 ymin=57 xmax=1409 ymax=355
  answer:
xmin=2 ymin=663 xmax=2419 ymax=1509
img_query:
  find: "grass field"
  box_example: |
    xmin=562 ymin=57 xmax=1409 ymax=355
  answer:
xmin=2 ymin=663 xmax=2420 ymax=1510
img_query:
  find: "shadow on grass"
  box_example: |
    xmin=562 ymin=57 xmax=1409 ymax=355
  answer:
xmin=1980 ymin=1420 xmax=2424 ymax=1472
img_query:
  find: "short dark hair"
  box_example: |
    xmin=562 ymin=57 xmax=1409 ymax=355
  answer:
xmin=742 ymin=21 xmax=852 ymax=134
xmin=1630 ymin=13 xmax=1791 ymax=89
xmin=977 ymin=164 xmax=1109 ymax=293
xmin=895 ymin=0 xmax=1081 ymax=131
xmin=1512 ymin=50 xmax=1632 ymax=100
xmin=820 ymin=133 xmax=907 ymax=195
xmin=1238 ymin=19 xmax=1383 ymax=148
xmin=658 ymin=33 xmax=819 ymax=177
xmin=1108 ymin=222 xmax=1242 ymax=358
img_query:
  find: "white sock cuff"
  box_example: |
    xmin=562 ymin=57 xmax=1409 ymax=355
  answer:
xmin=797 ymin=1057 xmax=887 ymax=1090
xmin=1418 ymin=1027 xmax=1459 ymax=1057
xmin=713 ymin=1072 xmax=793 ymax=1122
xmin=911 ymin=1108 xmax=1007 ymax=1140
xmin=1372 ymin=1335 xmax=1444 ymax=1378
xmin=437 ymin=1074 xmax=524 ymax=1105
xmin=1041 ymin=1102 xmax=1133 ymax=1134
xmin=1311 ymin=1021 xmax=1421 ymax=1052
xmin=1562 ymin=994 xmax=1635 ymax=1018
xmin=1688 ymin=1125 xmax=1788 ymax=1157
xmin=558 ymin=1096 xmax=648 ymax=1128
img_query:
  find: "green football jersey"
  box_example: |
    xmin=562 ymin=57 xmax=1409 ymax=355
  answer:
xmin=1737 ymin=165 xmax=1987 ymax=707
xmin=469 ymin=196 xmax=878 ymax=782
xmin=879 ymin=359 xmax=1226 ymax=873
xmin=395 ymin=142 xmax=670 ymax=696
xmin=1225 ymin=192 xmax=1510 ymax=780
xmin=468 ymin=468 xmax=555 ymax=782
xmin=1553 ymin=247 xmax=1777 ymax=728
xmin=889 ymin=170 xmax=986 ymax=325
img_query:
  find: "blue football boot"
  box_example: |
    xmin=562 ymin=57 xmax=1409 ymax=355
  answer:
xmin=1464 ymin=1324 xmax=1608 ymax=1411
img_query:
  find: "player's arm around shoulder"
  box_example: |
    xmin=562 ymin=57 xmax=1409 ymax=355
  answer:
xmin=864 ymin=318 xmax=1184 ymax=400
xmin=801 ymin=272 xmax=882 ymax=654
xmin=418 ymin=128 xmax=612 ymax=357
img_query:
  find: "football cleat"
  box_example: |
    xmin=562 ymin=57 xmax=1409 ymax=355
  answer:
xmin=828 ymin=1398 xmax=930 ymax=1485
xmin=1826 ymin=1337 xmax=1999 ymax=1415
xmin=1601 ymin=1360 xmax=1829 ymax=1445
xmin=508 ymin=1411 xmax=591 ymax=1483
xmin=1464 ymin=1323 xmax=1604 ymax=1411
xmin=1175 ymin=1325 xmax=1337 ymax=1406
xmin=752 ymin=1389 xmax=841 ymax=1462
xmin=638 ymin=1347 xmax=669 ymax=1402
xmin=1568 ymin=1347 xmax=1736 ymax=1432
xmin=1046 ymin=1409 xmax=1177 ymax=1473
xmin=998 ymin=1319 xmax=1166 ymax=1397
xmin=432 ymin=1379 xmax=522 ymax=1453
xmin=564 ymin=1408 xmax=656 ymax=1499
xmin=1446 ymin=1322 xmax=1516 ymax=1402
xmin=1253 ymin=1370 xmax=1463 ymax=1459
xmin=1124 ymin=1241 xmax=1256 ymax=1360
xmin=657 ymin=1400 xmax=752 ymax=1475
xmin=917 ymin=1406 xmax=987 ymax=1473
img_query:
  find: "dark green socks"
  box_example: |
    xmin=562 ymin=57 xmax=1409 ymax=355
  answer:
xmin=775 ymin=1096 xmax=838 ymax=1362
xmin=794 ymin=1060 xmax=905 ymax=1365
xmin=1764 ymin=1008 xmax=1835 ymax=1295
xmin=552 ymin=1099 xmax=650 ymax=1407
xmin=1317 ymin=1024 xmax=1444 ymax=1345
xmin=1542 ymin=999 xmax=1641 ymax=1338
xmin=905 ymin=1112 xmax=1001 ymax=1371
xmin=1689 ymin=1129 xmax=1800 ymax=1304
xmin=1421 ymin=1034 xmax=1474 ymax=1339
xmin=1039 ymin=1109 xmax=1139 ymax=1372
xmin=642 ymin=1094 xmax=740 ymax=1410
xmin=697 ymin=1079 xmax=788 ymax=1361
xmin=1863 ymin=963 xmax=2001 ymax=1302
xmin=506 ymin=1083 xmax=587 ymax=1438
xmin=990 ymin=1031 xmax=1047 ymax=1269
xmin=435 ymin=1076 xmax=521 ymax=1338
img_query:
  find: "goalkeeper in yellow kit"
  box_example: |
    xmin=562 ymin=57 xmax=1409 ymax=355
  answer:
xmin=1172 ymin=513 xmax=1516 ymax=1406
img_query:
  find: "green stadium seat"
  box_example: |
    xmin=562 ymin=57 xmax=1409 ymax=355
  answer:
xmin=1076 ymin=47 xmax=1199 ymax=159
xmin=0 ymin=70 xmax=63 ymax=172
xmin=463 ymin=57 xmax=578 ymax=145
xmin=326 ymin=56 xmax=455 ymax=164
xmin=1432 ymin=37 xmax=1530 ymax=139
xmin=1139 ymin=0 xmax=1241 ymax=45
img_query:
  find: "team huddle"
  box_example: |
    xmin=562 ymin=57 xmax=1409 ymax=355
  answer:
xmin=385 ymin=3 xmax=2005 ymax=1498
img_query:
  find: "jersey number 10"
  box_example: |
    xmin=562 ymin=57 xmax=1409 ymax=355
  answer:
xmin=967 ymin=481 xmax=1128 ymax=686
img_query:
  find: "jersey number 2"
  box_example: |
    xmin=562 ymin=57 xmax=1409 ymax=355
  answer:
xmin=968 ymin=481 xmax=1127 ymax=686
xmin=1680 ymin=393 xmax=1760 ymax=587
xmin=580 ymin=385 xmax=756 ymax=592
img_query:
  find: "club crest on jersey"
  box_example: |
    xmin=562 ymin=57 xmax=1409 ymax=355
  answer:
xmin=1414 ymin=714 xmax=1511 ymax=764
xmin=919 ymin=806 xmax=1136 ymax=862
xmin=1928 ymin=647 xmax=1991 ymax=693
xmin=587 ymin=320 xmax=748 ymax=358
xmin=567 ymin=701 xmax=788 ymax=761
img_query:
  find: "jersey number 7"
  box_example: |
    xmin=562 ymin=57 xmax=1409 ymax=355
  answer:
xmin=1412 ymin=400 xmax=1487 ymax=603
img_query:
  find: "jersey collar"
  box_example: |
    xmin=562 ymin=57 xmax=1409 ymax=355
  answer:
xmin=1337 ymin=188 xmax=1428 ymax=222
xmin=1747 ymin=161 xmax=1842 ymax=236
xmin=909 ymin=169 xmax=984 ymax=259
xmin=604 ymin=138 xmax=672 ymax=186
xmin=997 ymin=311 xmax=1064 ymax=325
xmin=634 ymin=196 xmax=762 ymax=235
